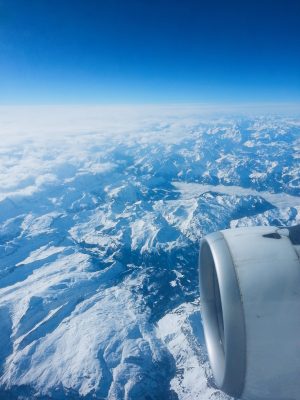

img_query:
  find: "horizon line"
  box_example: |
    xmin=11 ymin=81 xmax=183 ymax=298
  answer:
xmin=0 ymin=101 xmax=299 ymax=107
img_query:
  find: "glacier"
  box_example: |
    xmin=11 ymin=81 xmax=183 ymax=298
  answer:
xmin=0 ymin=106 xmax=299 ymax=399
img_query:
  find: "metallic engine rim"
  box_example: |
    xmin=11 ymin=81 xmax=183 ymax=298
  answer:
xmin=199 ymin=231 xmax=246 ymax=397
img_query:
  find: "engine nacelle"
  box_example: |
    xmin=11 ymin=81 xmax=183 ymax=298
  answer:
xmin=199 ymin=225 xmax=300 ymax=400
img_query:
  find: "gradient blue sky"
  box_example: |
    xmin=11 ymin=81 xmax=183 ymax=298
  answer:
xmin=0 ymin=0 xmax=300 ymax=104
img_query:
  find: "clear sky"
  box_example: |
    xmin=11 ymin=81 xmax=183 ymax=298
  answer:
xmin=0 ymin=0 xmax=300 ymax=104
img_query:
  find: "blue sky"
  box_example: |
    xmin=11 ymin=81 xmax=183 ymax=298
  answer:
xmin=0 ymin=0 xmax=300 ymax=104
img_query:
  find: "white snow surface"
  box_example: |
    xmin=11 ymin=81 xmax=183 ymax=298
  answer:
xmin=0 ymin=106 xmax=299 ymax=399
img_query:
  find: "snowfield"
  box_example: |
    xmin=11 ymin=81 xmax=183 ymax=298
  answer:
xmin=0 ymin=106 xmax=299 ymax=399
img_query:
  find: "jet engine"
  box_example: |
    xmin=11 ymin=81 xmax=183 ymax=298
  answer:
xmin=199 ymin=225 xmax=300 ymax=400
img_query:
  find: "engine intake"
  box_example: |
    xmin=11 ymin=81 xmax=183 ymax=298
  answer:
xmin=199 ymin=226 xmax=300 ymax=400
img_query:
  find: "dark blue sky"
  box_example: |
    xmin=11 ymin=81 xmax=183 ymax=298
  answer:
xmin=0 ymin=0 xmax=300 ymax=104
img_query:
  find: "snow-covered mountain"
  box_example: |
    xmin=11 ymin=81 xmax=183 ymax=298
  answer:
xmin=0 ymin=106 xmax=299 ymax=399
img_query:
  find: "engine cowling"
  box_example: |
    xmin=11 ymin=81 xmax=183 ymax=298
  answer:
xmin=199 ymin=225 xmax=300 ymax=400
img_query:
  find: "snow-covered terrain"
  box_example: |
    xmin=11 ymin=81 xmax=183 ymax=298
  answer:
xmin=0 ymin=106 xmax=299 ymax=399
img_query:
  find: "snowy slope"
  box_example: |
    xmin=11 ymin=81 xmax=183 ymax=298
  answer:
xmin=0 ymin=106 xmax=299 ymax=399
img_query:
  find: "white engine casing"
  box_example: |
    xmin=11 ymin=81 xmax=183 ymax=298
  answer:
xmin=199 ymin=226 xmax=300 ymax=400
